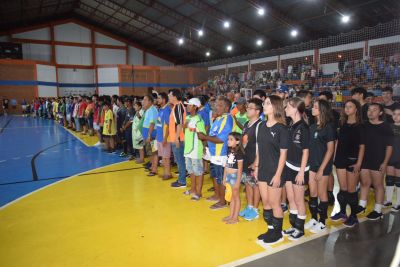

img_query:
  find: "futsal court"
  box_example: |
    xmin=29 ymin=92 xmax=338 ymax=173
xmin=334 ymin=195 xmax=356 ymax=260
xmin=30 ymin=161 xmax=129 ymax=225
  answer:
xmin=1 ymin=1 xmax=400 ymax=266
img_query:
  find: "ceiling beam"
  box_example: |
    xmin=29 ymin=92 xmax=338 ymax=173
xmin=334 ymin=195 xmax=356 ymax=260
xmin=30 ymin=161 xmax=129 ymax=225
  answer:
xmin=90 ymin=0 xmax=208 ymax=57
xmin=134 ymin=0 xmax=235 ymax=54
xmin=77 ymin=1 xmax=204 ymax=60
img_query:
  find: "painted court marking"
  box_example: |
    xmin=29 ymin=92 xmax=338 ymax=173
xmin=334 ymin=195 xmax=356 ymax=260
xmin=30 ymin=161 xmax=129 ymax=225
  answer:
xmin=219 ymin=210 xmax=392 ymax=267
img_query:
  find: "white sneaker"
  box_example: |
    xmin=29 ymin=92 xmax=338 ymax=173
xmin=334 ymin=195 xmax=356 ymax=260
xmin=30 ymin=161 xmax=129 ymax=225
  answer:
xmin=94 ymin=142 xmax=102 ymax=147
xmin=304 ymin=218 xmax=318 ymax=230
xmin=309 ymin=222 xmax=327 ymax=234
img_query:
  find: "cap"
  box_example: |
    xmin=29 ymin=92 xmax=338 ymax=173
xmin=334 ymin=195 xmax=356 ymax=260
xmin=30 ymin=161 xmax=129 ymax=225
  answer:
xmin=185 ymin=98 xmax=201 ymax=107
xmin=236 ymin=97 xmax=247 ymax=105
xmin=277 ymin=85 xmax=289 ymax=93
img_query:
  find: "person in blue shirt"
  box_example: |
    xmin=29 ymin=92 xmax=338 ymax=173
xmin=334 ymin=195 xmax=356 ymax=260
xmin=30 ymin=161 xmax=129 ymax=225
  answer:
xmin=198 ymin=97 xmax=234 ymax=210
xmin=156 ymin=92 xmax=172 ymax=180
xmin=142 ymin=94 xmax=158 ymax=176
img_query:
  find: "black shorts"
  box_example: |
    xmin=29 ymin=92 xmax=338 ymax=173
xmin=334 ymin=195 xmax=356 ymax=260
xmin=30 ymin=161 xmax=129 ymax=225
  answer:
xmin=334 ymin=157 xmax=358 ymax=172
xmin=79 ymin=118 xmax=86 ymax=126
xmin=361 ymin=158 xmax=382 ymax=171
xmin=258 ymin=174 xmax=285 ymax=188
xmin=388 ymin=160 xmax=400 ymax=169
xmin=310 ymin=162 xmax=333 ymax=176
xmin=284 ymin=166 xmax=309 ymax=185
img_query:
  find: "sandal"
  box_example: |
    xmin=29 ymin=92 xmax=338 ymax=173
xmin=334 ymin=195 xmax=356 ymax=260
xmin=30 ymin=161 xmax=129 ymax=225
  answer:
xmin=147 ymin=172 xmax=156 ymax=176
xmin=210 ymin=203 xmax=226 ymax=210
xmin=226 ymin=219 xmax=239 ymax=224
xmin=191 ymin=195 xmax=200 ymax=201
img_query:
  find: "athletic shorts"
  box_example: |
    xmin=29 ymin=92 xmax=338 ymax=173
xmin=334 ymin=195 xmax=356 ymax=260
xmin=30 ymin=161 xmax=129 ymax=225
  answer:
xmin=388 ymin=160 xmax=400 ymax=169
xmin=284 ymin=166 xmax=309 ymax=185
xmin=257 ymin=173 xmax=285 ymax=188
xmin=185 ymin=157 xmax=203 ymax=176
xmin=310 ymin=162 xmax=333 ymax=176
xmin=361 ymin=159 xmax=383 ymax=171
xmin=157 ymin=142 xmax=171 ymax=158
xmin=334 ymin=157 xmax=358 ymax=172
xmin=93 ymin=123 xmax=100 ymax=131
xmin=79 ymin=118 xmax=86 ymax=126
xmin=241 ymin=171 xmax=257 ymax=187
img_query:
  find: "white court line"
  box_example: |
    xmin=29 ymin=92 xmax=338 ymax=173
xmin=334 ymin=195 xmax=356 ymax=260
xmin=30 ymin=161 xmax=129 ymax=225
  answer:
xmin=0 ymin=161 xmax=125 ymax=210
xmin=0 ymin=160 xmax=6 ymax=163
xmin=219 ymin=210 xmax=392 ymax=267
xmin=12 ymin=157 xmax=21 ymax=160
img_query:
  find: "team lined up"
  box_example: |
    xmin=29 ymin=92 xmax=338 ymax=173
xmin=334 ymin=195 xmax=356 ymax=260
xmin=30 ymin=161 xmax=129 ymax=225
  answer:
xmin=29 ymin=86 xmax=400 ymax=245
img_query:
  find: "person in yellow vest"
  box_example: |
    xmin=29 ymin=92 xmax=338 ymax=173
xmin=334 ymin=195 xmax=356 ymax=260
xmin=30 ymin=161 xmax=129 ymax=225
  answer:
xmin=102 ymin=101 xmax=116 ymax=152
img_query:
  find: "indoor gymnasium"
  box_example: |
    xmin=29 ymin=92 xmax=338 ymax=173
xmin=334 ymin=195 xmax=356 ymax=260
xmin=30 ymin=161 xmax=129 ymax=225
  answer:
xmin=1 ymin=1 xmax=400 ymax=266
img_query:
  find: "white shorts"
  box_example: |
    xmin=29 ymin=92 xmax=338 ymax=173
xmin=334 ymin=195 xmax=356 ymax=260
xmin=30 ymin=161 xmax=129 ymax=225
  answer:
xmin=93 ymin=123 xmax=100 ymax=131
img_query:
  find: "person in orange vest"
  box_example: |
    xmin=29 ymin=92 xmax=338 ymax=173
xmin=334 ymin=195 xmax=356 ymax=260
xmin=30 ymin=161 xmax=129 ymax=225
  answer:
xmin=169 ymin=89 xmax=187 ymax=188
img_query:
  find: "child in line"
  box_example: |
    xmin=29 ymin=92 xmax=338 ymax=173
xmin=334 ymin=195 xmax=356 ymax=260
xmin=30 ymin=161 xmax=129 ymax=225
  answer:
xmin=102 ymin=101 xmax=116 ymax=152
xmin=183 ymin=98 xmax=207 ymax=200
xmin=222 ymin=132 xmax=244 ymax=224
xmin=132 ymin=101 xmax=145 ymax=163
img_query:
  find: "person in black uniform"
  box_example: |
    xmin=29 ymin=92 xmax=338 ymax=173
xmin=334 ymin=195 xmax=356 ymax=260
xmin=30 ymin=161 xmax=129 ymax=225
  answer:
xmin=384 ymin=107 xmax=400 ymax=212
xmin=254 ymin=95 xmax=288 ymax=245
xmin=319 ymin=91 xmax=340 ymax=206
xmin=282 ymin=97 xmax=310 ymax=241
xmin=382 ymin=86 xmax=400 ymax=124
xmin=331 ymin=99 xmax=365 ymax=227
xmin=357 ymin=103 xmax=393 ymax=220
xmin=351 ymin=86 xmax=369 ymax=122
xmin=305 ymin=99 xmax=336 ymax=234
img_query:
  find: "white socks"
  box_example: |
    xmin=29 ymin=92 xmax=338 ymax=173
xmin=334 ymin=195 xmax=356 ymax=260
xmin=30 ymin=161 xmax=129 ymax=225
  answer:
xmin=359 ymin=200 xmax=367 ymax=208
xmin=386 ymin=186 xmax=394 ymax=203
xmin=397 ymin=187 xmax=400 ymax=206
xmin=374 ymin=204 xmax=382 ymax=213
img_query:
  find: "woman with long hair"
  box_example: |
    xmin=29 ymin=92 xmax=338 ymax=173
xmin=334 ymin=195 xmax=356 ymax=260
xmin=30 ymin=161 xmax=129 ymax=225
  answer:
xmin=254 ymin=95 xmax=288 ymax=244
xmin=332 ymin=99 xmax=365 ymax=227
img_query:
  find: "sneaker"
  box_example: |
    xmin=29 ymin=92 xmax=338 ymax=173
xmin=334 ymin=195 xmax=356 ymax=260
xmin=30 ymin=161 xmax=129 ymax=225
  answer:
xmin=354 ymin=205 xmax=366 ymax=215
xmin=383 ymin=201 xmax=392 ymax=207
xmin=366 ymin=210 xmax=383 ymax=221
xmin=288 ymin=229 xmax=305 ymax=241
xmin=281 ymin=203 xmax=288 ymax=213
xmin=304 ymin=218 xmax=318 ymax=230
xmin=330 ymin=212 xmax=347 ymax=222
xmin=171 ymin=181 xmax=186 ymax=188
xmin=282 ymin=227 xmax=296 ymax=236
xmin=391 ymin=205 xmax=400 ymax=212
xmin=243 ymin=208 xmax=259 ymax=221
xmin=257 ymin=230 xmax=270 ymax=240
xmin=119 ymin=152 xmax=127 ymax=157
xmin=343 ymin=216 xmax=359 ymax=228
xmin=183 ymin=190 xmax=192 ymax=196
xmin=309 ymin=222 xmax=327 ymax=234
xmin=263 ymin=231 xmax=284 ymax=245
xmin=239 ymin=206 xmax=250 ymax=217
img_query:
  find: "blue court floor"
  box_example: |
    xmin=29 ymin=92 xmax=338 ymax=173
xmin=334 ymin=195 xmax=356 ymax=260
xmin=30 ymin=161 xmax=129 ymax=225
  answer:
xmin=0 ymin=115 xmax=124 ymax=206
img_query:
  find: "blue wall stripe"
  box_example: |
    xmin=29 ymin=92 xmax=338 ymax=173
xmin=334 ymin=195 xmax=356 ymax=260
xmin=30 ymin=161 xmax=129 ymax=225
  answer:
xmin=0 ymin=80 xmax=198 ymax=88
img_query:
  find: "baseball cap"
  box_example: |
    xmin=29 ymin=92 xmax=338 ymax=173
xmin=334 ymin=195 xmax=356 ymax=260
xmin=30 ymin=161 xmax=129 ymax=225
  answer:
xmin=185 ymin=98 xmax=201 ymax=107
xmin=277 ymin=84 xmax=289 ymax=93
